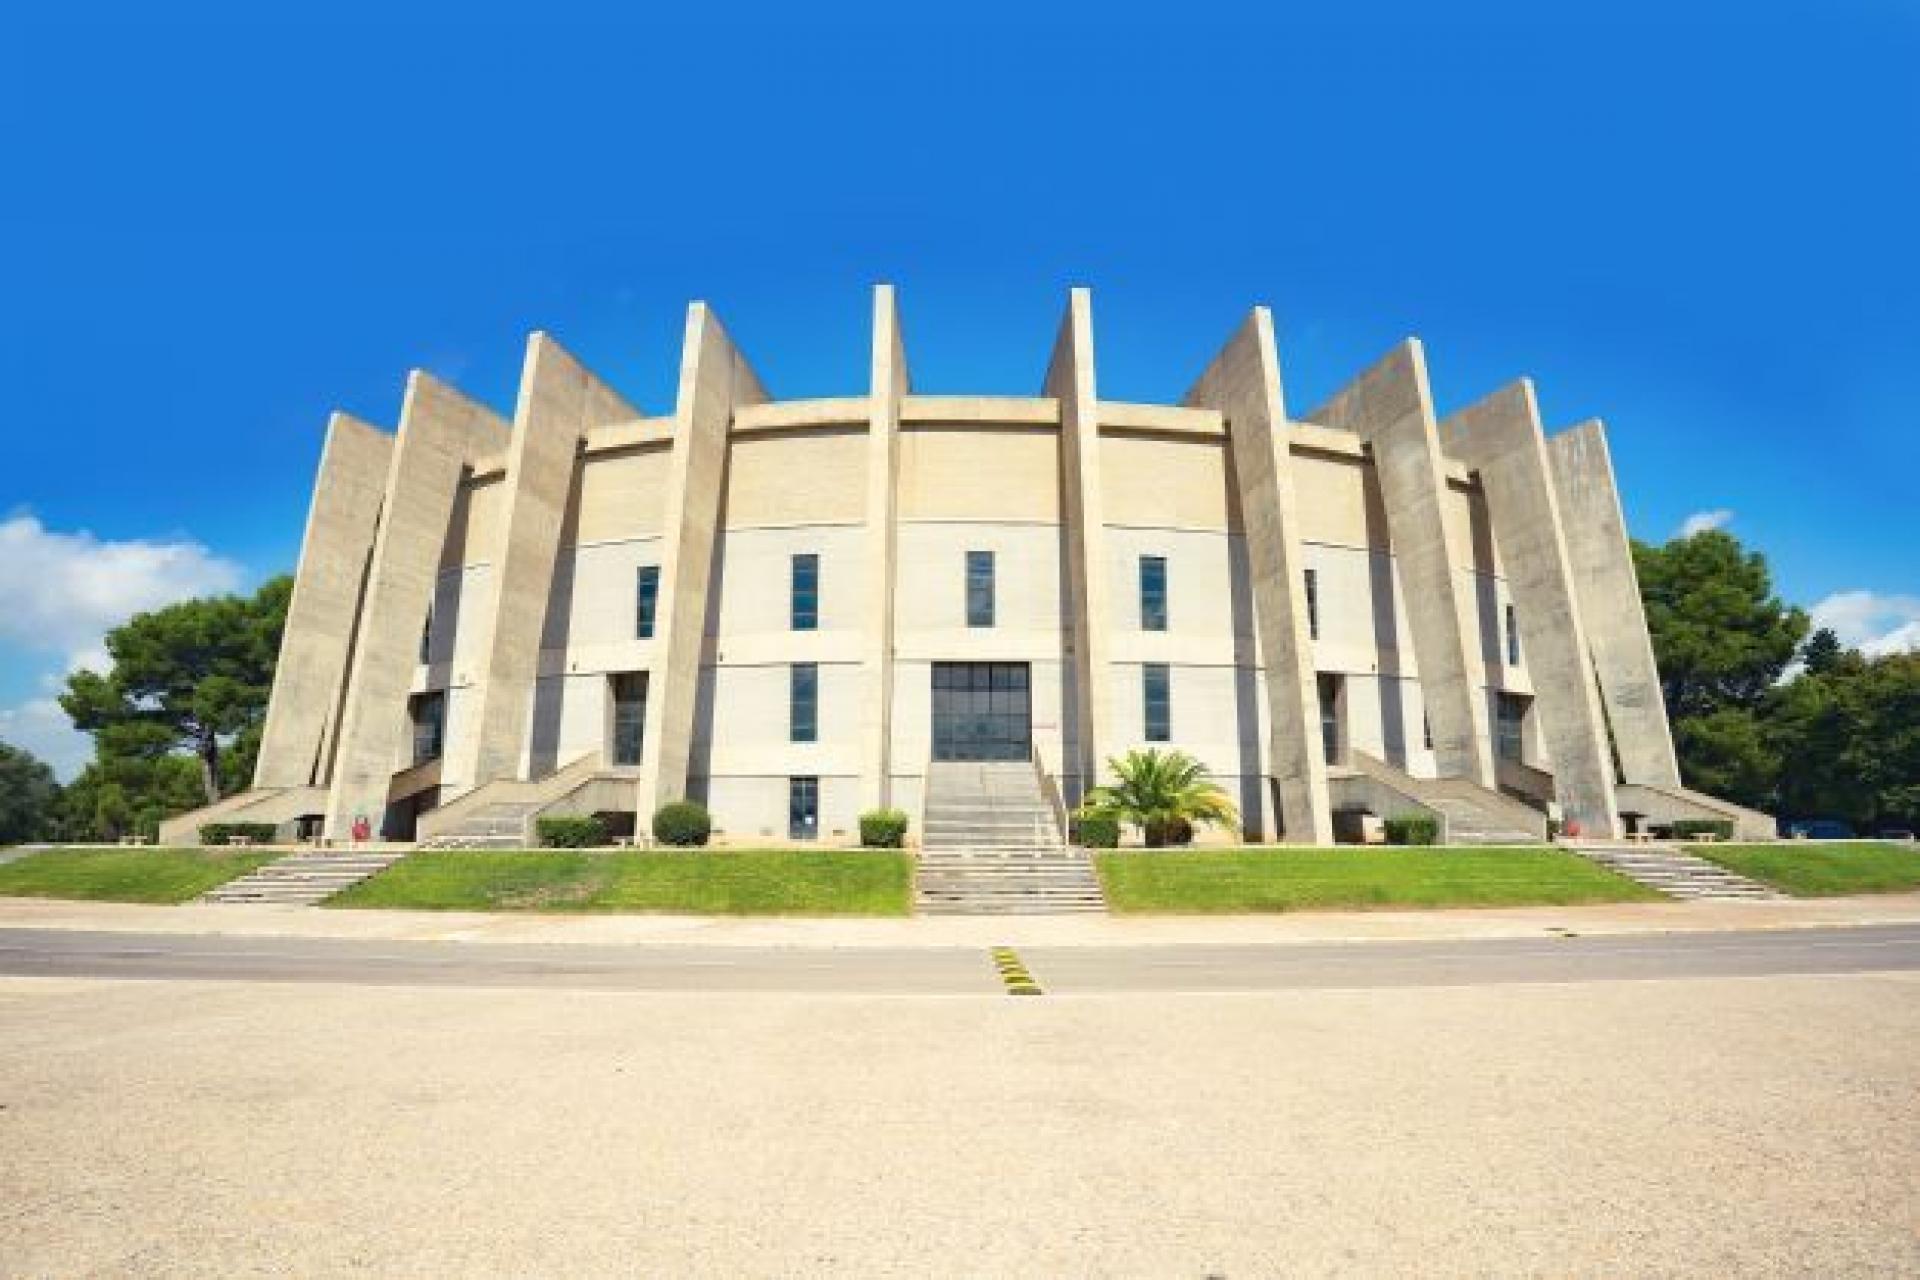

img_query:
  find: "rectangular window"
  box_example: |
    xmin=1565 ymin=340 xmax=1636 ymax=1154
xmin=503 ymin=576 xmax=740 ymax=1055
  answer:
xmin=1505 ymin=603 xmax=1520 ymax=665
xmin=410 ymin=692 xmax=445 ymax=766
xmin=790 ymin=662 xmax=818 ymax=743
xmin=1318 ymin=674 xmax=1343 ymax=765
xmin=966 ymin=551 xmax=995 ymax=627
xmin=1143 ymin=663 xmax=1171 ymax=743
xmin=419 ymin=609 xmax=433 ymax=664
xmin=1423 ymin=712 xmax=1434 ymax=752
xmin=1139 ymin=555 xmax=1168 ymax=631
xmin=1496 ymin=692 xmax=1527 ymax=762
xmin=636 ymin=565 xmax=660 ymax=639
xmin=610 ymin=672 xmax=647 ymax=767
xmin=791 ymin=553 xmax=819 ymax=632
xmin=789 ymin=776 xmax=819 ymax=841
xmin=1305 ymin=568 xmax=1320 ymax=641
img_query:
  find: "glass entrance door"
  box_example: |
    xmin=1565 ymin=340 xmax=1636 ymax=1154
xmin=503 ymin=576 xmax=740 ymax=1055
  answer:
xmin=932 ymin=663 xmax=1031 ymax=761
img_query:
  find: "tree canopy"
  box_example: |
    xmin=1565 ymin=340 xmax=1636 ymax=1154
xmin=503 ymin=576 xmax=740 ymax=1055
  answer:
xmin=59 ymin=577 xmax=290 ymax=813
xmin=0 ymin=741 xmax=60 ymax=844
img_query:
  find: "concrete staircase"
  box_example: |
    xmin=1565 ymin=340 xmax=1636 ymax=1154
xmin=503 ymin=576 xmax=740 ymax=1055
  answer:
xmin=916 ymin=761 xmax=1106 ymax=915
xmin=419 ymin=801 xmax=546 ymax=850
xmin=1338 ymin=753 xmax=1547 ymax=845
xmin=1569 ymin=843 xmax=1783 ymax=901
xmin=201 ymin=849 xmax=408 ymax=905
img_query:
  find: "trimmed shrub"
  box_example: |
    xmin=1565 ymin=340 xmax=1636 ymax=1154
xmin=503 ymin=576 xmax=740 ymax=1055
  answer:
xmin=1383 ymin=815 xmax=1440 ymax=846
xmin=859 ymin=808 xmax=909 ymax=848
xmin=536 ymin=815 xmax=606 ymax=848
xmin=200 ymin=822 xmax=279 ymax=846
xmin=1672 ymin=818 xmax=1734 ymax=841
xmin=652 ymin=800 xmax=712 ymax=847
xmin=1143 ymin=815 xmax=1196 ymax=847
xmin=1071 ymin=807 xmax=1121 ymax=849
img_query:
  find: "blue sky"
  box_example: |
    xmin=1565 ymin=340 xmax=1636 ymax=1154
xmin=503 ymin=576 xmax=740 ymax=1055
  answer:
xmin=3 ymin=2 xmax=1916 ymax=776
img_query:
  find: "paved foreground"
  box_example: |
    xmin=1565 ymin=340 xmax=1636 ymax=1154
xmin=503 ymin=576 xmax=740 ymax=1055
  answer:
xmin=4 ymin=922 xmax=1920 ymax=992
xmin=4 ymin=959 xmax=1920 ymax=1273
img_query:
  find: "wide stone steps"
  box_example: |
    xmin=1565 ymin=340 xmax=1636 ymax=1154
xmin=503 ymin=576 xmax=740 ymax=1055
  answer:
xmin=916 ymin=851 xmax=1108 ymax=915
xmin=1570 ymin=844 xmax=1783 ymax=901
xmin=419 ymin=802 xmax=542 ymax=849
xmin=201 ymin=851 xmax=408 ymax=905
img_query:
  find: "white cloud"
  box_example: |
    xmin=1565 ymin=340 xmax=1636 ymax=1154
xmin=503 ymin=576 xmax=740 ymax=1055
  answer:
xmin=1809 ymin=590 xmax=1920 ymax=658
xmin=0 ymin=513 xmax=248 ymax=780
xmin=1676 ymin=508 xmax=1734 ymax=538
xmin=0 ymin=513 xmax=245 ymax=658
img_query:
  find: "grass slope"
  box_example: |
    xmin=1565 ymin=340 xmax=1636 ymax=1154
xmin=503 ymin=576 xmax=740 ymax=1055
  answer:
xmin=329 ymin=849 xmax=914 ymax=915
xmin=1097 ymin=847 xmax=1659 ymax=914
xmin=0 ymin=847 xmax=277 ymax=904
xmin=1694 ymin=842 xmax=1920 ymax=897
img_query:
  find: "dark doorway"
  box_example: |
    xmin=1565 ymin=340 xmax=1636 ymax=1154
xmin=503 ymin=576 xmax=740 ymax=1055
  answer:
xmin=932 ymin=662 xmax=1031 ymax=761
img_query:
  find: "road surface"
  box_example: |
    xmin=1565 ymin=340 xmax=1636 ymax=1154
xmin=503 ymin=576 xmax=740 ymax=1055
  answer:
xmin=3 ymin=921 xmax=1918 ymax=992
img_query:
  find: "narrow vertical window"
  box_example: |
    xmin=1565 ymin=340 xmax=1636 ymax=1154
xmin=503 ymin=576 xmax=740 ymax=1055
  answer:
xmin=790 ymin=662 xmax=818 ymax=743
xmin=1505 ymin=603 xmax=1520 ymax=665
xmin=610 ymin=672 xmax=647 ymax=767
xmin=410 ymin=692 xmax=445 ymax=765
xmin=791 ymin=553 xmax=819 ymax=631
xmin=419 ymin=610 xmax=433 ymax=664
xmin=789 ymin=776 xmax=819 ymax=840
xmin=1140 ymin=555 xmax=1168 ymax=631
xmin=1304 ymin=568 xmax=1320 ymax=640
xmin=636 ymin=565 xmax=660 ymax=639
xmin=966 ymin=550 xmax=995 ymax=627
xmin=1143 ymin=663 xmax=1171 ymax=743
xmin=1423 ymin=712 xmax=1434 ymax=751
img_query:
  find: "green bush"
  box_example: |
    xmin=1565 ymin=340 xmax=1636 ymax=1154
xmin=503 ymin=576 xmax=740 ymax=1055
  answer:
xmin=535 ymin=815 xmax=607 ymax=848
xmin=1672 ymin=818 xmax=1734 ymax=840
xmin=1383 ymin=815 xmax=1440 ymax=846
xmin=859 ymin=808 xmax=909 ymax=848
xmin=200 ymin=822 xmax=279 ymax=846
xmin=652 ymin=800 xmax=712 ymax=847
xmin=1071 ymin=807 xmax=1121 ymax=849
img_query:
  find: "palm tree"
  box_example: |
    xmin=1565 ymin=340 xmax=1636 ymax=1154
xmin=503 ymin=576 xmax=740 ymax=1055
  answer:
xmin=1084 ymin=748 xmax=1238 ymax=847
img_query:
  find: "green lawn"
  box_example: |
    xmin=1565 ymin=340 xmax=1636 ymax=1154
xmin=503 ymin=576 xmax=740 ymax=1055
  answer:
xmin=1693 ymin=842 xmax=1920 ymax=897
xmin=1096 ymin=847 xmax=1661 ymax=913
xmin=0 ymin=847 xmax=277 ymax=904
xmin=328 ymin=849 xmax=914 ymax=915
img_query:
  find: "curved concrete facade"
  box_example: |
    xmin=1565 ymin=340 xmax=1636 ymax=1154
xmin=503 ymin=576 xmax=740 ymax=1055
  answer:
xmin=183 ymin=286 xmax=1727 ymax=847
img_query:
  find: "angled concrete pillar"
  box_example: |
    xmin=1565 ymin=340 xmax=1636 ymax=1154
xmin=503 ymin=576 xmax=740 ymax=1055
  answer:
xmin=462 ymin=334 xmax=638 ymax=788
xmin=1306 ymin=340 xmax=1496 ymax=787
xmin=323 ymin=373 xmax=511 ymax=839
xmin=1185 ymin=309 xmax=1333 ymax=844
xmin=859 ymin=285 xmax=906 ymax=811
xmin=1547 ymin=418 xmax=1682 ymax=787
xmin=253 ymin=412 xmax=394 ymax=789
xmin=638 ymin=303 xmax=768 ymax=818
xmin=1045 ymin=287 xmax=1115 ymax=790
xmin=1439 ymin=382 xmax=1620 ymax=837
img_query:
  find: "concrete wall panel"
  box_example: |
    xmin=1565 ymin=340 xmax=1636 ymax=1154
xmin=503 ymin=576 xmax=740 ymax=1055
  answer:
xmin=253 ymin=412 xmax=394 ymax=790
xmin=1185 ymin=310 xmax=1333 ymax=843
xmin=1440 ymin=381 xmax=1619 ymax=835
xmin=324 ymin=373 xmax=511 ymax=838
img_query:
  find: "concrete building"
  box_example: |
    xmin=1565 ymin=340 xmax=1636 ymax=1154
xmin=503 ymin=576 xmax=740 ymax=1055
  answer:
xmin=162 ymin=287 xmax=1772 ymax=848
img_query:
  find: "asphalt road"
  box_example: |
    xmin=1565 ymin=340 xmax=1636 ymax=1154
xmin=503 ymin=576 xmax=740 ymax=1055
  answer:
xmin=4 ymin=921 xmax=1918 ymax=993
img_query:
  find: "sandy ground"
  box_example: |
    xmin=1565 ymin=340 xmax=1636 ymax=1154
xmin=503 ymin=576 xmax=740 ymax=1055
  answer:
xmin=3 ymin=972 xmax=1918 ymax=1276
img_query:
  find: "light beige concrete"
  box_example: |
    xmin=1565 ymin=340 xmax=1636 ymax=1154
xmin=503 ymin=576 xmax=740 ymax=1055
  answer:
xmin=638 ymin=304 xmax=768 ymax=818
xmin=323 ymin=373 xmax=510 ymax=839
xmin=6 ymin=972 xmax=1917 ymax=1275
xmin=252 ymin=412 xmax=394 ymax=790
xmin=1548 ymin=417 xmax=1684 ymax=787
xmin=897 ymin=424 xmax=1060 ymax=521
xmin=1441 ymin=381 xmax=1621 ymax=837
xmin=860 ymin=285 xmax=907 ymax=811
xmin=721 ymin=426 xmax=866 ymax=527
xmin=1046 ymin=288 xmax=1115 ymax=791
xmin=1186 ymin=310 xmax=1333 ymax=843
xmin=463 ymin=334 xmax=637 ymax=790
xmin=1307 ymin=340 xmax=1496 ymax=786
xmin=7 ymin=888 xmax=1920 ymax=947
